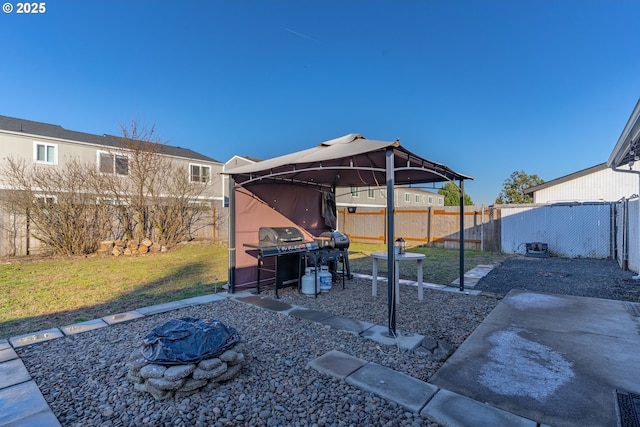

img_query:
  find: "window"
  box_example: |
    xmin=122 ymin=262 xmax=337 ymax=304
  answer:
xmin=438 ymin=197 xmax=444 ymax=206
xmin=368 ymin=188 xmax=375 ymax=199
xmin=98 ymin=152 xmax=129 ymax=175
xmin=35 ymin=194 xmax=56 ymax=207
xmin=404 ymin=192 xmax=410 ymax=202
xmin=351 ymin=186 xmax=359 ymax=198
xmin=97 ymin=197 xmax=128 ymax=206
xmin=415 ymin=194 xmax=420 ymax=203
xmin=34 ymin=142 xmax=57 ymax=164
xmin=428 ymin=196 xmax=433 ymax=204
xmin=190 ymin=164 xmax=211 ymax=183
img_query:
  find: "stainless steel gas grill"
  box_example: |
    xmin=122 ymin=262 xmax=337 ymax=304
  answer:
xmin=244 ymin=227 xmax=319 ymax=297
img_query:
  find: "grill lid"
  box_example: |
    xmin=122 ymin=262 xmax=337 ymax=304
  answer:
xmin=319 ymin=231 xmax=350 ymax=249
xmin=259 ymin=227 xmax=304 ymax=246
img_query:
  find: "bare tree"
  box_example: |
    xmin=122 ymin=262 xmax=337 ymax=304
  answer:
xmin=104 ymin=120 xmax=212 ymax=246
xmin=149 ymin=163 xmax=210 ymax=245
xmin=0 ymin=156 xmax=114 ymax=255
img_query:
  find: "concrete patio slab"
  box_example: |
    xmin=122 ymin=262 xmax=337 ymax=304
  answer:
xmin=307 ymin=350 xmax=368 ymax=380
xmin=345 ymin=362 xmax=438 ymax=413
xmin=9 ymin=328 xmax=64 ymax=349
xmin=102 ymin=310 xmax=145 ymax=325
xmin=429 ymin=289 xmax=640 ymax=427
xmin=60 ymin=318 xmax=109 ymax=336
xmin=0 ymin=359 xmax=31 ymax=389
xmin=0 ymin=381 xmax=60 ymax=426
xmin=421 ymin=388 xmax=538 ymax=427
xmin=360 ymin=324 xmax=424 ymax=351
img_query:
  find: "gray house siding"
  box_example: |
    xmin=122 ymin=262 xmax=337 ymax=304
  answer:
xmin=0 ymin=116 xmax=225 ymax=256
xmin=337 ymin=186 xmax=443 ymax=208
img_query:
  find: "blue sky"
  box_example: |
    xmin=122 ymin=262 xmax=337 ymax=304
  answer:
xmin=1 ymin=0 xmax=639 ymax=205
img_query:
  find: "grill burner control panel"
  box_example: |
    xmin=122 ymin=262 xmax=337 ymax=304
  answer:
xmin=260 ymin=241 xmax=319 ymax=257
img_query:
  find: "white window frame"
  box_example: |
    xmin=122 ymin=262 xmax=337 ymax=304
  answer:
xmin=33 ymin=141 xmax=58 ymax=165
xmin=438 ymin=197 xmax=444 ymax=206
xmin=428 ymin=196 xmax=433 ymax=204
xmin=404 ymin=192 xmax=410 ymax=202
xmin=190 ymin=163 xmax=211 ymax=183
xmin=351 ymin=186 xmax=359 ymax=198
xmin=368 ymin=188 xmax=375 ymax=199
xmin=97 ymin=151 xmax=129 ymax=176
xmin=35 ymin=194 xmax=57 ymax=205
xmin=415 ymin=194 xmax=420 ymax=203
xmin=97 ymin=197 xmax=129 ymax=206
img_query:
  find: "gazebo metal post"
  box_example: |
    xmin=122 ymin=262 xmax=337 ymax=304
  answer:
xmin=459 ymin=179 xmax=465 ymax=292
xmin=386 ymin=147 xmax=396 ymax=335
xmin=228 ymin=176 xmax=236 ymax=293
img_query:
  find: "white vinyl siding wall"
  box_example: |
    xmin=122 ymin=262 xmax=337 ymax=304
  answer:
xmin=533 ymin=168 xmax=639 ymax=203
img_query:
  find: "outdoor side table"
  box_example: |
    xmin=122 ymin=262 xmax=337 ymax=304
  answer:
xmin=371 ymin=252 xmax=425 ymax=304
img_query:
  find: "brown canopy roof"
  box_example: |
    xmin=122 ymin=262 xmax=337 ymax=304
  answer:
xmin=226 ymin=133 xmax=472 ymax=188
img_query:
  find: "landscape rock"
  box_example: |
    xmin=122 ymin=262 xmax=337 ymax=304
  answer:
xmin=127 ymin=343 xmax=245 ymax=400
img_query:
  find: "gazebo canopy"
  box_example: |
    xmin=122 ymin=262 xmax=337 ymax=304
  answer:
xmin=225 ymin=133 xmax=473 ymax=335
xmin=228 ymin=133 xmax=472 ymax=188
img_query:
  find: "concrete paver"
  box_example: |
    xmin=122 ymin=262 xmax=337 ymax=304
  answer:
xmin=360 ymin=324 xmax=424 ymax=351
xmin=136 ymin=300 xmax=190 ymax=315
xmin=234 ymin=295 xmax=293 ymax=312
xmin=101 ymin=310 xmax=145 ymax=325
xmin=289 ymin=308 xmax=335 ymax=322
xmin=60 ymin=318 xmax=109 ymax=336
xmin=0 ymin=359 xmax=30 ymax=388
xmin=307 ymin=350 xmax=367 ymax=380
xmin=421 ymin=388 xmax=538 ymax=427
xmin=316 ymin=315 xmax=374 ymax=335
xmin=179 ymin=294 xmax=226 ymax=305
xmin=345 ymin=361 xmax=438 ymax=413
xmin=9 ymin=329 xmax=63 ymax=349
xmin=0 ymin=381 xmax=60 ymax=426
xmin=0 ymin=348 xmax=18 ymax=364
xmin=451 ymin=264 xmax=495 ymax=289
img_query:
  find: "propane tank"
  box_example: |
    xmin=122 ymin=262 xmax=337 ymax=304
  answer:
xmin=319 ymin=265 xmax=332 ymax=293
xmin=301 ymin=267 xmax=317 ymax=295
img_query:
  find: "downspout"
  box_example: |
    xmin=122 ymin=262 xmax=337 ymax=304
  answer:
xmin=228 ymin=176 xmax=237 ymax=292
xmin=611 ymin=166 xmax=640 ymax=278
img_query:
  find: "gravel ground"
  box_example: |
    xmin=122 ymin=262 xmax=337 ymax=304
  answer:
xmin=474 ymin=255 xmax=640 ymax=303
xmin=15 ymin=255 xmax=639 ymax=427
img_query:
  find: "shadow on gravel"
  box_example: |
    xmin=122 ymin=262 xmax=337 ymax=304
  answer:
xmin=475 ymin=256 xmax=640 ymax=302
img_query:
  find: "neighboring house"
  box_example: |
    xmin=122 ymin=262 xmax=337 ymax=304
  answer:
xmin=524 ymin=163 xmax=639 ymax=203
xmin=222 ymin=155 xmax=261 ymax=205
xmin=0 ymin=115 xmax=224 ymax=255
xmin=337 ymin=185 xmax=443 ymax=209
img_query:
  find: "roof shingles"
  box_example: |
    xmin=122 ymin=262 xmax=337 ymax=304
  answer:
xmin=0 ymin=115 xmax=220 ymax=163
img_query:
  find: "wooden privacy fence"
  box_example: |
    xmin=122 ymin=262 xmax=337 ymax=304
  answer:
xmin=337 ymin=206 xmax=501 ymax=252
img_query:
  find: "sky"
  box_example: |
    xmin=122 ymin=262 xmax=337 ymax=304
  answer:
xmin=1 ymin=0 xmax=639 ymax=205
